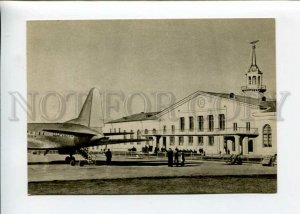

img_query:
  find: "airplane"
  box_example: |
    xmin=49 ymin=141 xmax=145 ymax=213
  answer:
xmin=28 ymin=88 xmax=149 ymax=166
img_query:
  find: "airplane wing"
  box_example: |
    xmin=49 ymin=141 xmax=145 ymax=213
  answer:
xmin=103 ymin=132 xmax=134 ymax=136
xmin=87 ymin=137 xmax=151 ymax=147
xmin=103 ymin=138 xmax=151 ymax=145
xmin=43 ymin=129 xmax=97 ymax=136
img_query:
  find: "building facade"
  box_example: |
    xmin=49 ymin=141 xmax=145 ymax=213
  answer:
xmin=99 ymin=42 xmax=276 ymax=157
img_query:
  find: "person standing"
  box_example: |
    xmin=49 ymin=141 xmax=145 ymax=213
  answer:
xmin=167 ymin=148 xmax=173 ymax=167
xmin=174 ymin=148 xmax=179 ymax=167
xmin=105 ymin=149 xmax=112 ymax=165
xmin=181 ymin=151 xmax=185 ymax=166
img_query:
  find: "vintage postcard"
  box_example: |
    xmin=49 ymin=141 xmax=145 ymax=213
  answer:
xmin=26 ymin=19 xmax=277 ymax=195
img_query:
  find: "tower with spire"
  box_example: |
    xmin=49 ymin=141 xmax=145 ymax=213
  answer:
xmin=241 ymin=40 xmax=266 ymax=98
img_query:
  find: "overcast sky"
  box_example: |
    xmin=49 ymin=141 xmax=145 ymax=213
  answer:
xmin=27 ymin=19 xmax=275 ymax=122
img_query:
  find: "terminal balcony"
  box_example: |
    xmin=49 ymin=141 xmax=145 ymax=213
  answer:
xmin=241 ymin=85 xmax=266 ymax=92
xmin=141 ymin=127 xmax=258 ymax=137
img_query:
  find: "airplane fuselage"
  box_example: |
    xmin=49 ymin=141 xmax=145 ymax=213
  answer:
xmin=27 ymin=123 xmax=101 ymax=151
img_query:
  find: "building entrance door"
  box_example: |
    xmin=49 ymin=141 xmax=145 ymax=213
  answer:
xmin=223 ymin=139 xmax=228 ymax=154
xmin=224 ymin=136 xmax=235 ymax=154
xmin=163 ymin=137 xmax=167 ymax=149
xmin=248 ymin=140 xmax=253 ymax=153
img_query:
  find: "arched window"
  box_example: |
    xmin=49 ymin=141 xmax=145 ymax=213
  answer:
xmin=263 ymin=124 xmax=272 ymax=147
xmin=145 ymin=129 xmax=148 ymax=134
xmin=253 ymin=76 xmax=257 ymax=85
xmin=152 ymin=128 xmax=157 ymax=134
xmin=248 ymin=76 xmax=251 ymax=85
xmin=258 ymin=76 xmax=261 ymax=85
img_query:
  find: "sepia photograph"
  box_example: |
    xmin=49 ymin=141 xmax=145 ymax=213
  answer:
xmin=26 ymin=19 xmax=277 ymax=195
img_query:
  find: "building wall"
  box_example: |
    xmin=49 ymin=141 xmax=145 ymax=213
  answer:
xmin=155 ymin=93 xmax=273 ymax=155
xmin=100 ymin=92 xmax=276 ymax=157
xmin=252 ymin=112 xmax=277 ymax=155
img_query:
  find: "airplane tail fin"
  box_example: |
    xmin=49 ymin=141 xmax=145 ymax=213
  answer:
xmin=67 ymin=88 xmax=104 ymax=131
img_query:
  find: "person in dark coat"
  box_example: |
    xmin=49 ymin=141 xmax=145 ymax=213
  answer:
xmin=181 ymin=152 xmax=185 ymax=166
xmin=167 ymin=148 xmax=173 ymax=167
xmin=105 ymin=149 xmax=112 ymax=165
xmin=174 ymin=148 xmax=179 ymax=167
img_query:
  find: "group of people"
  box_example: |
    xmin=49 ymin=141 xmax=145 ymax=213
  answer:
xmin=104 ymin=147 xmax=188 ymax=167
xmin=167 ymin=148 xmax=185 ymax=167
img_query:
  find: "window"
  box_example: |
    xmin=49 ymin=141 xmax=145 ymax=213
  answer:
xmin=198 ymin=136 xmax=204 ymax=146
xmin=246 ymin=122 xmax=251 ymax=131
xmin=188 ymin=136 xmax=193 ymax=145
xmin=233 ymin=123 xmax=237 ymax=131
xmin=171 ymin=125 xmax=175 ymax=134
xmin=119 ymin=128 xmax=121 ymax=132
xmin=114 ymin=128 xmax=116 ymax=133
xmin=179 ymin=136 xmax=184 ymax=145
xmin=137 ymin=130 xmax=141 ymax=144
xmin=152 ymin=128 xmax=157 ymax=134
xmin=123 ymin=130 xmax=127 ymax=139
xmin=130 ymin=130 xmax=134 ymax=140
xmin=189 ymin=116 xmax=194 ymax=131
xmin=180 ymin=117 xmax=185 ymax=131
xmin=163 ymin=125 xmax=167 ymax=134
xmin=144 ymin=129 xmax=148 ymax=134
xmin=208 ymin=115 xmax=214 ymax=132
xmin=248 ymin=76 xmax=251 ymax=84
xmin=208 ymin=136 xmax=214 ymax=146
xmin=137 ymin=130 xmax=141 ymax=139
xmin=130 ymin=130 xmax=134 ymax=144
xmin=219 ymin=114 xmax=225 ymax=130
xmin=253 ymin=76 xmax=257 ymax=84
xmin=258 ymin=76 xmax=261 ymax=85
xmin=170 ymin=136 xmax=175 ymax=146
xmin=263 ymin=124 xmax=272 ymax=147
xmin=198 ymin=116 xmax=204 ymax=131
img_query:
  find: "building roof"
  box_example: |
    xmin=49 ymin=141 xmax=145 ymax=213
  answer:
xmin=204 ymin=92 xmax=276 ymax=111
xmin=205 ymin=92 xmax=263 ymax=106
xmin=106 ymin=91 xmax=276 ymax=123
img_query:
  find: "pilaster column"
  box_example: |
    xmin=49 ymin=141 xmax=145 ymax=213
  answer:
xmin=234 ymin=136 xmax=240 ymax=154
xmin=243 ymin=136 xmax=249 ymax=155
xmin=220 ymin=136 xmax=225 ymax=154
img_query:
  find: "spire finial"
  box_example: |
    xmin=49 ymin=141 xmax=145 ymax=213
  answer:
xmin=250 ymin=40 xmax=259 ymax=66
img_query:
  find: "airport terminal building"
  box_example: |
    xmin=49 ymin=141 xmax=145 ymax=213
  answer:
xmin=100 ymin=43 xmax=276 ymax=157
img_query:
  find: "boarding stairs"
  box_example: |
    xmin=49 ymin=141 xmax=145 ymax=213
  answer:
xmin=78 ymin=148 xmax=96 ymax=165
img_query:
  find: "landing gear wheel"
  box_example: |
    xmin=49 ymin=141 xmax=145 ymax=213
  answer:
xmin=71 ymin=156 xmax=76 ymax=162
xmin=70 ymin=159 xmax=76 ymax=166
xmin=79 ymin=161 xmax=85 ymax=167
xmin=65 ymin=156 xmax=71 ymax=164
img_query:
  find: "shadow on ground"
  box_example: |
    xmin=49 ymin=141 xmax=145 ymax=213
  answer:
xmin=28 ymin=160 xmax=201 ymax=167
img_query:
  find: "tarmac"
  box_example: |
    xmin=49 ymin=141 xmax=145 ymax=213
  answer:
xmin=28 ymin=154 xmax=276 ymax=182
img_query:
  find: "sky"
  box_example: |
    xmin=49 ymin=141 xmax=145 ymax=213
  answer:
xmin=27 ymin=19 xmax=276 ymax=122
